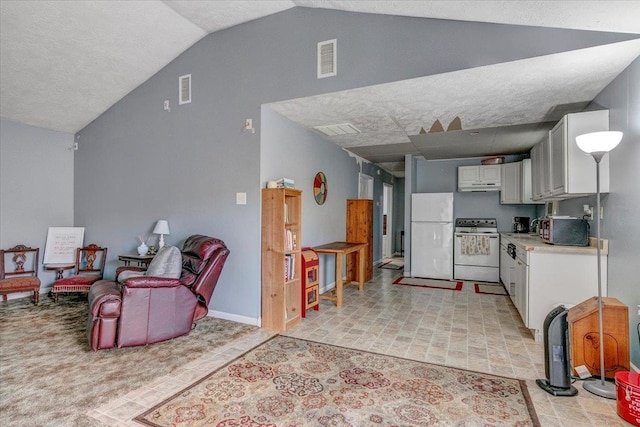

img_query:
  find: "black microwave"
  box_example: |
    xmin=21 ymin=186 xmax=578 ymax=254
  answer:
xmin=539 ymin=218 xmax=589 ymax=246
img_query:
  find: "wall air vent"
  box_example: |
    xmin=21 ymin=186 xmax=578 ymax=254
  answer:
xmin=317 ymin=39 xmax=337 ymax=78
xmin=314 ymin=123 xmax=360 ymax=136
xmin=179 ymin=74 xmax=191 ymax=105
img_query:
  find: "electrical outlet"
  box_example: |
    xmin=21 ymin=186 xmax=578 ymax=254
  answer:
xmin=637 ymin=304 xmax=640 ymax=316
xmin=163 ymin=100 xmax=170 ymax=112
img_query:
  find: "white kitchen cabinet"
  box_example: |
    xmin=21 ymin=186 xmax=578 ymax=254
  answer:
xmin=531 ymin=134 xmax=552 ymax=201
xmin=521 ymin=159 xmax=543 ymax=204
xmin=501 ymin=159 xmax=543 ymax=204
xmin=514 ymin=247 xmax=529 ymax=325
xmin=549 ymin=110 xmax=610 ymax=197
xmin=530 ymin=144 xmax=542 ymax=200
xmin=509 ymin=241 xmax=606 ymax=342
xmin=499 ymin=239 xmax=515 ymax=301
xmin=458 ymin=165 xmax=501 ymax=191
xmin=500 ymin=162 xmax=521 ymax=204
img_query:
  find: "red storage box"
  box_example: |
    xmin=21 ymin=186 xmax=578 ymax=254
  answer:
xmin=616 ymin=371 xmax=640 ymax=426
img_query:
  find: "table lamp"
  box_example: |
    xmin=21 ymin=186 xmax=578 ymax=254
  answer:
xmin=575 ymin=130 xmax=622 ymax=399
xmin=153 ymin=220 xmax=170 ymax=249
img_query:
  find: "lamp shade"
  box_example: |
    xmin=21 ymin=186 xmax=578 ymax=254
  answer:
xmin=576 ymin=131 xmax=623 ymax=154
xmin=153 ymin=220 xmax=170 ymax=235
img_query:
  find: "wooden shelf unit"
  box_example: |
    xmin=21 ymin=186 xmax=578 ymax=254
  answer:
xmin=346 ymin=199 xmax=373 ymax=282
xmin=261 ymin=188 xmax=302 ymax=331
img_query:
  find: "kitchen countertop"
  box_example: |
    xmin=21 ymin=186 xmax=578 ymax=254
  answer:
xmin=500 ymin=233 xmax=608 ymax=255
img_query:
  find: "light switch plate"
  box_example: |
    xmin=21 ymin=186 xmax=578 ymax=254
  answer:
xmin=236 ymin=192 xmax=247 ymax=205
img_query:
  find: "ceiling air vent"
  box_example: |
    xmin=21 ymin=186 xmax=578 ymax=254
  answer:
xmin=314 ymin=123 xmax=360 ymax=136
xmin=317 ymin=39 xmax=337 ymax=78
xmin=179 ymin=74 xmax=191 ymax=105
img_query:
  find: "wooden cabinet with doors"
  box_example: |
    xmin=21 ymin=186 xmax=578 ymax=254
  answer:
xmin=261 ymin=188 xmax=302 ymax=331
xmin=346 ymin=199 xmax=373 ymax=282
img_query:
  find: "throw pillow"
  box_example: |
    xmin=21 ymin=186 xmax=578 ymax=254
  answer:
xmin=144 ymin=246 xmax=182 ymax=278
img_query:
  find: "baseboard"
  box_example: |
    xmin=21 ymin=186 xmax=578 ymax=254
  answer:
xmin=319 ymin=280 xmax=337 ymax=295
xmin=208 ymin=309 xmax=260 ymax=326
xmin=631 ymin=362 xmax=639 ymax=373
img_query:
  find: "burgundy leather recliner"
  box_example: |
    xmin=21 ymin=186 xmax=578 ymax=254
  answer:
xmin=87 ymin=235 xmax=229 ymax=351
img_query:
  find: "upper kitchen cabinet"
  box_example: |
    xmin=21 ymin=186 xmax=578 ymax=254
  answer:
xmin=458 ymin=165 xmax=501 ymax=192
xmin=500 ymin=162 xmax=522 ymax=204
xmin=531 ymin=110 xmax=610 ymax=201
xmin=531 ymin=135 xmax=551 ymax=200
xmin=549 ymin=110 xmax=609 ymax=197
xmin=500 ymin=159 xmax=543 ymax=204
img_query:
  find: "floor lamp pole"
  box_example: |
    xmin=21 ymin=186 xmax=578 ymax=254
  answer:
xmin=583 ymin=153 xmax=616 ymax=399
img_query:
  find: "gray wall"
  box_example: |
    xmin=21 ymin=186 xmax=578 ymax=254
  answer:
xmin=415 ymin=156 xmax=538 ymax=232
xmin=558 ymin=57 xmax=640 ymax=366
xmin=261 ymin=107 xmax=359 ymax=293
xmin=0 ymin=119 xmax=75 ymax=290
xmin=72 ymin=7 xmax=636 ymax=323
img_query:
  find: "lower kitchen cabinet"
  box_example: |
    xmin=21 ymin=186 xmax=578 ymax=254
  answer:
xmin=501 ymin=234 xmax=606 ymax=341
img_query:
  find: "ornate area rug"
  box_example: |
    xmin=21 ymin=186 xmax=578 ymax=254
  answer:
xmin=475 ymin=282 xmax=509 ymax=295
xmin=393 ymin=276 xmax=463 ymax=290
xmin=135 ymin=336 xmax=539 ymax=426
xmin=378 ymin=258 xmax=404 ymax=270
xmin=0 ymin=295 xmax=256 ymax=426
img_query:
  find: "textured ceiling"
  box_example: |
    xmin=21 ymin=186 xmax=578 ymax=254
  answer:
xmin=1 ymin=1 xmax=640 ymax=176
xmin=268 ymin=39 xmax=640 ymax=175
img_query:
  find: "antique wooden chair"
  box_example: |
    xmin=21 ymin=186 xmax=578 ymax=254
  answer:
xmin=51 ymin=244 xmax=107 ymax=303
xmin=0 ymin=245 xmax=41 ymax=305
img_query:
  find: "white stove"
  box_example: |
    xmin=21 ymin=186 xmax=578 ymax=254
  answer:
xmin=454 ymin=218 xmax=500 ymax=282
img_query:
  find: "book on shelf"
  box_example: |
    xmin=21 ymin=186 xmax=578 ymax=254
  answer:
xmin=284 ymin=254 xmax=295 ymax=280
xmin=284 ymin=229 xmax=296 ymax=251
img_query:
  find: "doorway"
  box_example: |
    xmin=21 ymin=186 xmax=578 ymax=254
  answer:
xmin=382 ymin=182 xmax=393 ymax=258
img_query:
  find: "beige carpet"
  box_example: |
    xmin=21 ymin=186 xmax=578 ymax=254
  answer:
xmin=0 ymin=294 xmax=256 ymax=427
xmin=135 ymin=335 xmax=539 ymax=426
xmin=393 ymin=276 xmax=463 ymax=290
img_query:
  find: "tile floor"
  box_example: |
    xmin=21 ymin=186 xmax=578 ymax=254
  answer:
xmin=90 ymin=265 xmax=632 ymax=426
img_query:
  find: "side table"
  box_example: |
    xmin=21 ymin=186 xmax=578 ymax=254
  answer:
xmin=118 ymin=254 xmax=154 ymax=267
xmin=45 ymin=263 xmax=75 ymax=280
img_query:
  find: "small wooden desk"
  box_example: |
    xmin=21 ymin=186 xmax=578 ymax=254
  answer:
xmin=312 ymin=241 xmax=366 ymax=307
xmin=118 ymin=254 xmax=154 ymax=267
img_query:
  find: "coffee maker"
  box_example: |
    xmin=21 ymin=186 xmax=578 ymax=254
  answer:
xmin=513 ymin=216 xmax=530 ymax=233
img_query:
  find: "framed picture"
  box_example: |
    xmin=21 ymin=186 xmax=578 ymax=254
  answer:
xmin=43 ymin=227 xmax=85 ymax=264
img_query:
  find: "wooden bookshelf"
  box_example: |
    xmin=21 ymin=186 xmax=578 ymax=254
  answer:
xmin=261 ymin=188 xmax=302 ymax=331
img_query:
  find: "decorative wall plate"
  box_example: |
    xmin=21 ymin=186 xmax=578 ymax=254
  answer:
xmin=313 ymin=172 xmax=327 ymax=205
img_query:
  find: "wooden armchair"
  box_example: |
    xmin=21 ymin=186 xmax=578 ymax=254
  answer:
xmin=51 ymin=244 xmax=107 ymax=303
xmin=0 ymin=245 xmax=41 ymax=305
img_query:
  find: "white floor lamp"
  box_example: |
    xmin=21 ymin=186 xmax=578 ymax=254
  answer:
xmin=575 ymin=130 xmax=623 ymax=399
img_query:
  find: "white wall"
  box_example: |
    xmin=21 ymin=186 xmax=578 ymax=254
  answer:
xmin=0 ymin=119 xmax=75 ymax=292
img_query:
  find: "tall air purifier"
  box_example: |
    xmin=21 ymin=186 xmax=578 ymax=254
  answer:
xmin=536 ymin=305 xmax=578 ymax=396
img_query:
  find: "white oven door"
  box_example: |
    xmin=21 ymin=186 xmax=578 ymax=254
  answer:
xmin=454 ymin=233 xmax=500 ymax=267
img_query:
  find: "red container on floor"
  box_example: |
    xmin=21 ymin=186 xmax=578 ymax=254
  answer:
xmin=616 ymin=371 xmax=640 ymax=426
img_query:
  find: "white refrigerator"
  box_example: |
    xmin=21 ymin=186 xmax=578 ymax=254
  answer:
xmin=411 ymin=193 xmax=454 ymax=280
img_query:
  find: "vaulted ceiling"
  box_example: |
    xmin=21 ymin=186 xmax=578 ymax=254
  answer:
xmin=2 ymin=1 xmax=639 ymax=176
